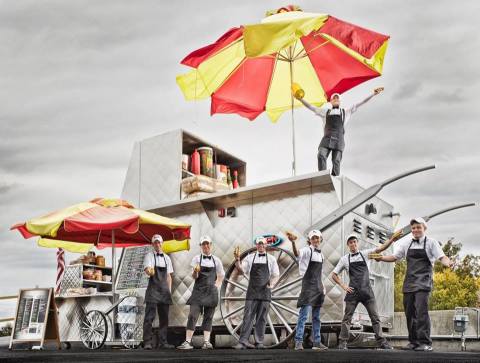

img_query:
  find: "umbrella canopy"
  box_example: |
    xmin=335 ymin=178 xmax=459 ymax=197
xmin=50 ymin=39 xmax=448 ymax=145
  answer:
xmin=11 ymin=198 xmax=191 ymax=253
xmin=176 ymin=5 xmax=389 ymax=122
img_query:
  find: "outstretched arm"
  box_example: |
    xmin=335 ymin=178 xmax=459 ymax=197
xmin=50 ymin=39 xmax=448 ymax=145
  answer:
xmin=374 ymin=229 xmax=403 ymax=254
xmin=298 ymin=98 xmax=328 ymax=117
xmin=347 ymin=87 xmax=384 ymax=115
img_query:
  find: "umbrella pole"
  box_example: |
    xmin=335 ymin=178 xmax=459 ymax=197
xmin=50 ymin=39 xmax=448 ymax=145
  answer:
xmin=111 ymin=229 xmax=116 ymax=341
xmin=289 ymin=55 xmax=297 ymax=176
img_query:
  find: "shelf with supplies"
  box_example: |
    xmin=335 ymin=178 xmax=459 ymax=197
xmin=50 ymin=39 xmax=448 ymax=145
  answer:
xmin=82 ymin=264 xmax=112 ymax=270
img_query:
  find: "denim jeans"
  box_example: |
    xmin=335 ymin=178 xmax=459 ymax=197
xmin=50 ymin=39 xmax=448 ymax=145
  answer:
xmin=295 ymin=305 xmax=321 ymax=343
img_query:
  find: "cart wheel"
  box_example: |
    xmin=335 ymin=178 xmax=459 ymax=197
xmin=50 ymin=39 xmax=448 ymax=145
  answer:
xmin=120 ymin=324 xmax=141 ymax=349
xmin=80 ymin=310 xmax=108 ymax=350
xmin=62 ymin=342 xmax=71 ymax=350
xmin=220 ymin=246 xmax=300 ymax=348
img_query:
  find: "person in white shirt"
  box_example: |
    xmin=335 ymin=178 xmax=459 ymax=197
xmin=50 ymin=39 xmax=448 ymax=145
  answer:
xmin=290 ymin=230 xmax=328 ymax=351
xmin=375 ymin=217 xmax=453 ymax=352
xmin=233 ymin=237 xmax=280 ymax=349
xmin=177 ymin=235 xmax=225 ymax=350
xmin=142 ymin=234 xmax=174 ymax=350
xmin=294 ymin=87 xmax=384 ymax=176
xmin=332 ymin=234 xmax=394 ymax=350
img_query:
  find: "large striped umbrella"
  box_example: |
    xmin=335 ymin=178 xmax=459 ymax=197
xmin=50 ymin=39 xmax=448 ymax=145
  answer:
xmin=11 ymin=198 xmax=191 ymax=254
xmin=177 ymin=5 xmax=389 ymax=174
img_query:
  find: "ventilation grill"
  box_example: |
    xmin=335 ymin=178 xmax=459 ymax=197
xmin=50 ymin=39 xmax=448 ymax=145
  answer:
xmin=379 ymin=231 xmax=388 ymax=244
xmin=366 ymin=226 xmax=375 ymax=240
xmin=353 ymin=219 xmax=362 ymax=234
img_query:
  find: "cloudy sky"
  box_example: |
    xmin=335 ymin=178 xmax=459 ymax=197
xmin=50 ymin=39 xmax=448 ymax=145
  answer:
xmin=1 ymin=0 xmax=479 ymax=317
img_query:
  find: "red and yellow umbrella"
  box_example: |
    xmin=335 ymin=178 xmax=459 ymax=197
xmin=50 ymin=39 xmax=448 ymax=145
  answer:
xmin=177 ymin=5 xmax=389 ymax=122
xmin=11 ymin=198 xmax=191 ymax=253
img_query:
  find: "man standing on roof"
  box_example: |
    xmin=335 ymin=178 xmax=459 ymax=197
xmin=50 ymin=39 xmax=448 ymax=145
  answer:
xmin=293 ymin=87 xmax=384 ymax=176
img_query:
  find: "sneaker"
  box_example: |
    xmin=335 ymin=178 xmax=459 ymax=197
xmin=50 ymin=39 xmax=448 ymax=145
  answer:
xmin=338 ymin=341 xmax=348 ymax=350
xmin=233 ymin=342 xmax=247 ymax=350
xmin=294 ymin=341 xmax=304 ymax=350
xmin=143 ymin=343 xmax=152 ymax=350
xmin=177 ymin=341 xmax=194 ymax=350
xmin=403 ymin=342 xmax=418 ymax=350
xmin=159 ymin=343 xmax=175 ymax=349
xmin=255 ymin=343 xmax=265 ymax=349
xmin=378 ymin=342 xmax=393 ymax=350
xmin=202 ymin=341 xmax=213 ymax=350
xmin=312 ymin=342 xmax=328 ymax=351
xmin=414 ymin=344 xmax=433 ymax=352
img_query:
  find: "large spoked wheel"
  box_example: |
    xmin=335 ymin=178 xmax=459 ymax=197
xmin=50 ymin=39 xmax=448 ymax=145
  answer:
xmin=220 ymin=246 xmax=301 ymax=348
xmin=80 ymin=310 xmax=108 ymax=350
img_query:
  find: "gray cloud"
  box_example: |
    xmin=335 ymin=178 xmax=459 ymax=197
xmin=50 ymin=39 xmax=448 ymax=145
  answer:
xmin=1 ymin=0 xmax=479 ymax=298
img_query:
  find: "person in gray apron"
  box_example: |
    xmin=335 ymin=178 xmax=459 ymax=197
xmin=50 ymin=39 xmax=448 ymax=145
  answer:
xmin=332 ymin=234 xmax=394 ymax=350
xmin=177 ymin=235 xmax=225 ymax=350
xmin=292 ymin=229 xmax=328 ymax=351
xmin=142 ymin=234 xmax=174 ymax=350
xmin=233 ymin=237 xmax=279 ymax=349
xmin=375 ymin=218 xmax=453 ymax=351
xmin=294 ymin=87 xmax=384 ymax=176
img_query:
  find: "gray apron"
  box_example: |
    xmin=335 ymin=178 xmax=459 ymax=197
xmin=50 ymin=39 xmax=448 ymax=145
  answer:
xmin=319 ymin=108 xmax=346 ymax=151
xmin=144 ymin=253 xmax=173 ymax=304
xmin=297 ymin=248 xmax=325 ymax=308
xmin=403 ymin=237 xmax=432 ymax=293
xmin=245 ymin=253 xmax=271 ymax=301
xmin=345 ymin=252 xmax=375 ymax=302
xmin=186 ymin=255 xmax=219 ymax=307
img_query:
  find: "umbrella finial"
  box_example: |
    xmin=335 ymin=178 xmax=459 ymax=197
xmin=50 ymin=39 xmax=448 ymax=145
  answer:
xmin=266 ymin=5 xmax=302 ymax=17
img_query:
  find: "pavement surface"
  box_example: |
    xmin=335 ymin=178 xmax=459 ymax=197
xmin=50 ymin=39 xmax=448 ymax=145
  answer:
xmin=1 ymin=347 xmax=480 ymax=363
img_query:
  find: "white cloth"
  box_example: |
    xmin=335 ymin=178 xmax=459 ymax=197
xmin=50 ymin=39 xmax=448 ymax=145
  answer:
xmin=300 ymin=93 xmax=375 ymax=128
xmin=143 ymin=251 xmax=173 ymax=274
xmin=393 ymin=236 xmax=445 ymax=265
xmin=333 ymin=248 xmax=377 ymax=275
xmin=298 ymin=246 xmax=324 ymax=277
xmin=190 ymin=254 xmax=225 ymax=277
xmin=241 ymin=252 xmax=279 ymax=278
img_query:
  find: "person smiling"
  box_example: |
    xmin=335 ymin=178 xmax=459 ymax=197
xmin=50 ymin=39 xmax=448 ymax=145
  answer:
xmin=375 ymin=218 xmax=453 ymax=352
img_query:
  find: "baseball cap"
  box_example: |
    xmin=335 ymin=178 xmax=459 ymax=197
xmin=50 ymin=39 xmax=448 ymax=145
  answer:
xmin=255 ymin=237 xmax=267 ymax=245
xmin=199 ymin=235 xmax=212 ymax=245
xmin=151 ymin=234 xmax=163 ymax=243
xmin=346 ymin=234 xmax=359 ymax=243
xmin=410 ymin=217 xmax=428 ymax=228
xmin=308 ymin=230 xmax=323 ymax=239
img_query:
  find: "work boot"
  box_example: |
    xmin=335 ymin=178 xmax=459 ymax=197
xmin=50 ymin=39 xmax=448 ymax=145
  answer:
xmin=312 ymin=342 xmax=328 ymax=351
xmin=378 ymin=342 xmax=393 ymax=350
xmin=233 ymin=342 xmax=247 ymax=350
xmin=414 ymin=344 xmax=433 ymax=352
xmin=177 ymin=341 xmax=194 ymax=350
xmin=255 ymin=343 xmax=265 ymax=349
xmin=202 ymin=341 xmax=213 ymax=350
xmin=337 ymin=341 xmax=348 ymax=350
xmin=403 ymin=342 xmax=418 ymax=350
xmin=294 ymin=341 xmax=304 ymax=350
xmin=143 ymin=342 xmax=152 ymax=350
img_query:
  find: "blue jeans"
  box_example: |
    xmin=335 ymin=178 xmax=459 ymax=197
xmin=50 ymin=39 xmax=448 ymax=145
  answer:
xmin=295 ymin=305 xmax=321 ymax=343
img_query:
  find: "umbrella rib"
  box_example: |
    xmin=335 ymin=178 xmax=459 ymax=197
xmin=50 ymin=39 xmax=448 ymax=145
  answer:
xmin=138 ymin=229 xmax=151 ymax=243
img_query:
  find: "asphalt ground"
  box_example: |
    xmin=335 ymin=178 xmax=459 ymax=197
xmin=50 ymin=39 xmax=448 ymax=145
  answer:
xmin=1 ymin=347 xmax=480 ymax=363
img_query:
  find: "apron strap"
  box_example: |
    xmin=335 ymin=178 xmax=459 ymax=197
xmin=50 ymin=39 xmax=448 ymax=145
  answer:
xmin=359 ymin=252 xmax=367 ymax=264
xmin=423 ymin=236 xmax=427 ymax=250
xmin=200 ymin=254 xmax=203 ymax=267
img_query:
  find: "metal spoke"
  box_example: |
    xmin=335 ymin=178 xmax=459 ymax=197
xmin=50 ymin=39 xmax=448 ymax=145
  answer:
xmin=271 ymin=295 xmax=298 ymax=300
xmin=225 ymin=278 xmax=247 ymax=292
xmin=232 ymin=321 xmax=243 ymax=334
xmin=273 ymin=261 xmax=296 ymax=288
xmin=271 ymin=301 xmax=299 ymax=316
xmin=222 ymin=296 xmax=247 ymax=301
xmin=270 ymin=304 xmax=293 ymax=333
xmin=267 ymin=313 xmax=279 ymax=345
xmin=273 ymin=276 xmax=302 ymax=293
xmin=224 ymin=304 xmax=245 ymax=319
xmin=276 ymin=249 xmax=283 ymax=263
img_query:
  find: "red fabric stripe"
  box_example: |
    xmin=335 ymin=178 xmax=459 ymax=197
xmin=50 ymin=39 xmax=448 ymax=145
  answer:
xmin=316 ymin=16 xmax=389 ymax=59
xmin=210 ymin=55 xmax=275 ymax=121
xmin=301 ymin=33 xmax=380 ymax=99
xmin=181 ymin=27 xmax=244 ymax=68
xmin=10 ymin=223 xmax=37 ymax=239
xmin=64 ymin=206 xmax=139 ymax=234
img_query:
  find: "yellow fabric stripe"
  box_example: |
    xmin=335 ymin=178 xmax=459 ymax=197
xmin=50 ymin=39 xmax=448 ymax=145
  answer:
xmin=132 ymin=209 xmax=190 ymax=228
xmin=176 ymin=39 xmax=246 ymax=101
xmin=319 ymin=34 xmax=388 ymax=74
xmin=244 ymin=15 xmax=328 ymax=58
xmin=38 ymin=238 xmax=93 ymax=253
xmin=265 ymin=47 xmax=326 ymax=122
xmin=162 ymin=239 xmax=190 ymax=253
xmin=26 ymin=202 xmax=96 ymax=238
